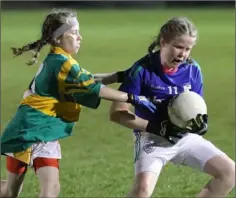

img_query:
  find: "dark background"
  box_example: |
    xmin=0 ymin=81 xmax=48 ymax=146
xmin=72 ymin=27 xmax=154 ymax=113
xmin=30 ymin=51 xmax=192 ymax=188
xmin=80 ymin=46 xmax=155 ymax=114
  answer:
xmin=1 ymin=1 xmax=234 ymax=10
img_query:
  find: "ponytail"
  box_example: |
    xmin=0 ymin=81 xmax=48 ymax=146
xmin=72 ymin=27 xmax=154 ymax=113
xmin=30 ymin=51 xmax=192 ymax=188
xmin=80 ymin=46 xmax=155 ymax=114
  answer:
xmin=11 ymin=37 xmax=48 ymax=65
xmin=148 ymin=33 xmax=161 ymax=55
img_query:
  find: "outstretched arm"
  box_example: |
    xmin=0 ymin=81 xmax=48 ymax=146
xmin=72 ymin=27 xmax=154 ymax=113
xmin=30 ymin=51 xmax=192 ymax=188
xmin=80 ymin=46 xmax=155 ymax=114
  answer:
xmin=93 ymin=72 xmax=118 ymax=85
xmin=98 ymin=85 xmax=156 ymax=113
xmin=59 ymin=62 xmax=155 ymax=112
xmin=94 ymin=69 xmax=129 ymax=85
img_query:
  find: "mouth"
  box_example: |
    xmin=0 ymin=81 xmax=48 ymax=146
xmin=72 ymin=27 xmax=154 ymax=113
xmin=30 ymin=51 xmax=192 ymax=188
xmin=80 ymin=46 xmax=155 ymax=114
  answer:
xmin=172 ymin=58 xmax=183 ymax=64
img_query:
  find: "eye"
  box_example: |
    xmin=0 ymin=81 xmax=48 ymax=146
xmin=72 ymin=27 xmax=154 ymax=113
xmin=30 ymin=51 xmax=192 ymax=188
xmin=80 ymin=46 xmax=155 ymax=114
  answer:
xmin=186 ymin=48 xmax=191 ymax=51
xmin=174 ymin=45 xmax=184 ymax=49
xmin=174 ymin=45 xmax=192 ymax=52
xmin=71 ymin=29 xmax=79 ymax=35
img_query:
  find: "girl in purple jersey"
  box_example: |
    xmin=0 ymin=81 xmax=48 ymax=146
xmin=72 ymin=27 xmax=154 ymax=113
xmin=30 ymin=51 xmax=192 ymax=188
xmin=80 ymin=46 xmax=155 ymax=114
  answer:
xmin=95 ymin=17 xmax=235 ymax=198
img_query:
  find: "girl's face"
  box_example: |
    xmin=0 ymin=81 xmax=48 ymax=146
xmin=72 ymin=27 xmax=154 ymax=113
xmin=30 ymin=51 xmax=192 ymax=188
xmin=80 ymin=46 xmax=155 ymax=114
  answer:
xmin=160 ymin=34 xmax=196 ymax=68
xmin=59 ymin=18 xmax=82 ymax=55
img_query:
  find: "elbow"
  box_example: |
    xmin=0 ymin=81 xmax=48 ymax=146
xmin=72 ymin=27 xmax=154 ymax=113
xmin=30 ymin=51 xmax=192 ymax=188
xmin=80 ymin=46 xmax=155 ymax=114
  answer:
xmin=109 ymin=102 xmax=132 ymax=124
xmin=109 ymin=109 xmax=120 ymax=123
xmin=109 ymin=103 xmax=126 ymax=123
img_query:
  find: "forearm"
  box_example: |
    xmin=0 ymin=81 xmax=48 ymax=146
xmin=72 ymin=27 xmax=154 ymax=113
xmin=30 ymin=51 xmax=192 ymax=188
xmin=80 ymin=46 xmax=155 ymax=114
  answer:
xmin=99 ymin=86 xmax=129 ymax=102
xmin=94 ymin=72 xmax=118 ymax=85
xmin=110 ymin=109 xmax=148 ymax=132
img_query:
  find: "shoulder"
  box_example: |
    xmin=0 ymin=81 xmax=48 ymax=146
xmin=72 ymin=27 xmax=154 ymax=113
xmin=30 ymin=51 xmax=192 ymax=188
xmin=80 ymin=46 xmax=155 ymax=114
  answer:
xmin=47 ymin=53 xmax=79 ymax=68
xmin=188 ymin=59 xmax=202 ymax=71
xmin=128 ymin=54 xmax=152 ymax=79
xmin=62 ymin=57 xmax=80 ymax=74
xmin=60 ymin=56 xmax=80 ymax=71
xmin=180 ymin=58 xmax=202 ymax=74
xmin=182 ymin=59 xmax=203 ymax=82
xmin=47 ymin=53 xmax=81 ymax=77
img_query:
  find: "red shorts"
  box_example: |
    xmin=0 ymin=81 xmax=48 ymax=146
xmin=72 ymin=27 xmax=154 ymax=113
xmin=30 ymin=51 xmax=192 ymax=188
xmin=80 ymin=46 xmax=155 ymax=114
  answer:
xmin=6 ymin=156 xmax=59 ymax=174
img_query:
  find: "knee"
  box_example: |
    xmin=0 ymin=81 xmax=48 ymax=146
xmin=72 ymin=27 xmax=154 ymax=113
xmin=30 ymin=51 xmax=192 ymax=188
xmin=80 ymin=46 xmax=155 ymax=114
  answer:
xmin=208 ymin=155 xmax=235 ymax=189
xmin=40 ymin=181 xmax=60 ymax=198
xmin=218 ymin=159 xmax=235 ymax=189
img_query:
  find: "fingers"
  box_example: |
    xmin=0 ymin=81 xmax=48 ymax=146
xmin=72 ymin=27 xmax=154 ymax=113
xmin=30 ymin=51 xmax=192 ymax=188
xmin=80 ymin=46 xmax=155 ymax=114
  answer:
xmin=191 ymin=117 xmax=201 ymax=129
xmin=197 ymin=123 xmax=208 ymax=135
xmin=202 ymin=114 xmax=208 ymax=123
xmin=149 ymin=102 xmax=157 ymax=113
xmin=139 ymin=104 xmax=156 ymax=113
xmin=188 ymin=114 xmax=208 ymax=132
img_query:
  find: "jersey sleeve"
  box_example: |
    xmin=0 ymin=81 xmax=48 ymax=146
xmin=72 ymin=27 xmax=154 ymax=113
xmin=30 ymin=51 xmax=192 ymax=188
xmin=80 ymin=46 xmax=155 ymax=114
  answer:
xmin=191 ymin=62 xmax=204 ymax=97
xmin=118 ymin=63 xmax=143 ymax=95
xmin=57 ymin=59 xmax=102 ymax=109
xmin=117 ymin=66 xmax=132 ymax=83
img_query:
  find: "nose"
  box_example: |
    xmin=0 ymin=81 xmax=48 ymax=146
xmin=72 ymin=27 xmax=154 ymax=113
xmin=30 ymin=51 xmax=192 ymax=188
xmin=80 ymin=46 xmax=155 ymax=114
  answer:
xmin=77 ymin=34 xmax=82 ymax=41
xmin=179 ymin=49 xmax=188 ymax=58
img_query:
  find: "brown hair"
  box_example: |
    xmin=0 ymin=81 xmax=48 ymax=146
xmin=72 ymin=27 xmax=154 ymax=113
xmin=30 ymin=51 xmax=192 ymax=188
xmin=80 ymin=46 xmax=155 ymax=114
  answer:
xmin=148 ymin=17 xmax=197 ymax=63
xmin=11 ymin=8 xmax=77 ymax=65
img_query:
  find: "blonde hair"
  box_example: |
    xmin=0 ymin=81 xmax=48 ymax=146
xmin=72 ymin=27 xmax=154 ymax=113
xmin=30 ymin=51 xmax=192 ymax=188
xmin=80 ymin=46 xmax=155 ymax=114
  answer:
xmin=11 ymin=8 xmax=77 ymax=65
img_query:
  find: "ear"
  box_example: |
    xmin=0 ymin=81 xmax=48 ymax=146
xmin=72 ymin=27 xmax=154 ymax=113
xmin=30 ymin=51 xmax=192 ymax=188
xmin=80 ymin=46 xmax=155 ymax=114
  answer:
xmin=52 ymin=38 xmax=60 ymax=44
xmin=160 ymin=37 xmax=166 ymax=48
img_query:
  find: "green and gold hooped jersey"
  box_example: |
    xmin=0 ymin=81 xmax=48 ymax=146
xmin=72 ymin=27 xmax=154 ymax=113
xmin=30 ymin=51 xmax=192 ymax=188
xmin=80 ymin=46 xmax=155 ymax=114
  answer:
xmin=1 ymin=47 xmax=102 ymax=154
xmin=21 ymin=46 xmax=102 ymax=122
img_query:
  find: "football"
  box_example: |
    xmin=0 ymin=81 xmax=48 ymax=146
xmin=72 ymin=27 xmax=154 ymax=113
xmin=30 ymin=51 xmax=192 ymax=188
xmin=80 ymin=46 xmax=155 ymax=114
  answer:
xmin=167 ymin=90 xmax=207 ymax=128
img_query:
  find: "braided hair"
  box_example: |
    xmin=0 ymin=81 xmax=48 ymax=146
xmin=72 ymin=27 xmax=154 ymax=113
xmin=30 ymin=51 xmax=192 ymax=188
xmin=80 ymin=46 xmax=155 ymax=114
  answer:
xmin=148 ymin=17 xmax=198 ymax=64
xmin=11 ymin=8 xmax=77 ymax=65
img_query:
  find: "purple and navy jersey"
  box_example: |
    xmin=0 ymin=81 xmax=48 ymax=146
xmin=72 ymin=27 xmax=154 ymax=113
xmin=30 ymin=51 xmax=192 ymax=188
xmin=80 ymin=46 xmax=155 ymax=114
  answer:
xmin=119 ymin=51 xmax=203 ymax=123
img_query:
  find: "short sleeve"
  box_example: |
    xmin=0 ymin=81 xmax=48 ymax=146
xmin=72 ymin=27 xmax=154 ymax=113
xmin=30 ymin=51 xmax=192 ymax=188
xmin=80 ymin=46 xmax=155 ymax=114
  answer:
xmin=118 ymin=63 xmax=143 ymax=95
xmin=57 ymin=59 xmax=101 ymax=109
xmin=191 ymin=61 xmax=204 ymax=97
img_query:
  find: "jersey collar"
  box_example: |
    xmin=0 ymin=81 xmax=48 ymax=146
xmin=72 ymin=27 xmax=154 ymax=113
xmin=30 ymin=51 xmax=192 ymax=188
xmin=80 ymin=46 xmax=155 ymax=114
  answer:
xmin=162 ymin=66 xmax=178 ymax=75
xmin=50 ymin=46 xmax=72 ymax=58
xmin=152 ymin=50 xmax=178 ymax=75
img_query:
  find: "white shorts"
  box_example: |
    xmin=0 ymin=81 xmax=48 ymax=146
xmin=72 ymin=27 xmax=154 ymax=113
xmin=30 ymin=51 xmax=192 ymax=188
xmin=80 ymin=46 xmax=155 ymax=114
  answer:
xmin=134 ymin=132 xmax=226 ymax=176
xmin=5 ymin=141 xmax=61 ymax=166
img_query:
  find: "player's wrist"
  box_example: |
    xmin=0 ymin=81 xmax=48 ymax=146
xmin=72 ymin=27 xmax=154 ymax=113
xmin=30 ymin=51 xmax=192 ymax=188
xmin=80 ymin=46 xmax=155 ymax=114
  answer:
xmin=127 ymin=93 xmax=135 ymax=104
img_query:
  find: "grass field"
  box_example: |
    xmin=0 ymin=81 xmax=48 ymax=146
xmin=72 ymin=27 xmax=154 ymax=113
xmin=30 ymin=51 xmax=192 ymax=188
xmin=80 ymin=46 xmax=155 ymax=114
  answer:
xmin=1 ymin=8 xmax=235 ymax=197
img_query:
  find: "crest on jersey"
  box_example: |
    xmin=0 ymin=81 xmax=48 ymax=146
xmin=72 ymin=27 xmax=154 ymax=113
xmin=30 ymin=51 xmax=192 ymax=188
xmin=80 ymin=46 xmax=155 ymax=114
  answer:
xmin=143 ymin=140 xmax=156 ymax=154
xmin=183 ymin=83 xmax=192 ymax=91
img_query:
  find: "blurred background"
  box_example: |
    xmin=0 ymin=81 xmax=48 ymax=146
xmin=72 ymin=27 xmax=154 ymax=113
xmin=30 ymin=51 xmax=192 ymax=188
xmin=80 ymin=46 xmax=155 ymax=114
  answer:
xmin=1 ymin=1 xmax=235 ymax=197
xmin=1 ymin=1 xmax=234 ymax=9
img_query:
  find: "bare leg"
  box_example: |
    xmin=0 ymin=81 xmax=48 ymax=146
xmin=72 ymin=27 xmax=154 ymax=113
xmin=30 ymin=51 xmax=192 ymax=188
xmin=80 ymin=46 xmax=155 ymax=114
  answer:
xmin=36 ymin=167 xmax=60 ymax=198
xmin=127 ymin=172 xmax=159 ymax=198
xmin=0 ymin=172 xmax=25 ymax=198
xmin=197 ymin=155 xmax=235 ymax=198
xmin=34 ymin=158 xmax=60 ymax=198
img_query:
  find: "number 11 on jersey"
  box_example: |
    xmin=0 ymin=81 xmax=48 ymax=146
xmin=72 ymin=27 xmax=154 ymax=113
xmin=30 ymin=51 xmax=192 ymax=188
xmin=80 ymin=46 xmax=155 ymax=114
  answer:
xmin=168 ymin=86 xmax=178 ymax=94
